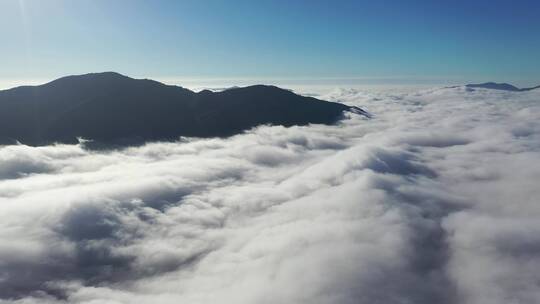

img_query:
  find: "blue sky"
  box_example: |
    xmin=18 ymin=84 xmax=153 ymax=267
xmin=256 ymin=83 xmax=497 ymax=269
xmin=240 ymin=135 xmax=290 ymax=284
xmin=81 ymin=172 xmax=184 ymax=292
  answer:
xmin=1 ymin=0 xmax=539 ymax=87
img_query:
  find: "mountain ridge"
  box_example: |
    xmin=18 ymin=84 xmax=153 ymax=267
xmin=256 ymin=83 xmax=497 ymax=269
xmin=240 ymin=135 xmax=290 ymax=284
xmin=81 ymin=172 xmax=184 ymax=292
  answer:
xmin=0 ymin=72 xmax=367 ymax=147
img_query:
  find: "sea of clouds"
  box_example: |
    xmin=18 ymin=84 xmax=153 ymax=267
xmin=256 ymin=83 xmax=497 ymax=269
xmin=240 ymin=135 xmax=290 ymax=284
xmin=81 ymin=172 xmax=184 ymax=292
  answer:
xmin=1 ymin=86 xmax=539 ymax=304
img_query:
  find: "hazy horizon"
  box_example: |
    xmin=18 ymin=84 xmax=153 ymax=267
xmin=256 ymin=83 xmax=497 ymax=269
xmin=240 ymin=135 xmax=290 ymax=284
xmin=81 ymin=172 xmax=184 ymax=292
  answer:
xmin=1 ymin=73 xmax=539 ymax=93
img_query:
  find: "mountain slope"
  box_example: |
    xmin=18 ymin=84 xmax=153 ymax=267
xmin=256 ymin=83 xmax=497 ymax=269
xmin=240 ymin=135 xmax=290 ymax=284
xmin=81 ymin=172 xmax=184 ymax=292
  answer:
xmin=0 ymin=72 xmax=365 ymax=146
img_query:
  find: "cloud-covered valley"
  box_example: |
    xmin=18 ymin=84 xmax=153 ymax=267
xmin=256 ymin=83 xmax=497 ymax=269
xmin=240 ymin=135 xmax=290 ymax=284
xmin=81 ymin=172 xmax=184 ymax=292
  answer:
xmin=1 ymin=86 xmax=540 ymax=304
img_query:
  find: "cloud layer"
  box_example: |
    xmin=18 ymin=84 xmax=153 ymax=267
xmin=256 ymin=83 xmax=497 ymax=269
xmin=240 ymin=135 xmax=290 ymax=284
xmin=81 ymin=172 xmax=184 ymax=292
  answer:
xmin=1 ymin=86 xmax=539 ymax=304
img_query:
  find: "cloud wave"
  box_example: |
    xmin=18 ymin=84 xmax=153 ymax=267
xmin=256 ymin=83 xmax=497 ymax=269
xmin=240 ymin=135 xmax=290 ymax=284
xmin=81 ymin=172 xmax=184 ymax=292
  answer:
xmin=1 ymin=86 xmax=539 ymax=304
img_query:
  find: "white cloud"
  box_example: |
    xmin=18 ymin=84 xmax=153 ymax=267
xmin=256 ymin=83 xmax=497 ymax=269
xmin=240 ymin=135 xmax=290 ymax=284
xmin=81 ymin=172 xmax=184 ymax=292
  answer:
xmin=0 ymin=86 xmax=539 ymax=304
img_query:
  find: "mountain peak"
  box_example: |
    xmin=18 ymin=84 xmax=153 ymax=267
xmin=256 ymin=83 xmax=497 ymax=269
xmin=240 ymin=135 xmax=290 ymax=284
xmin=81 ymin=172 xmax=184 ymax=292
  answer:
xmin=48 ymin=71 xmax=131 ymax=83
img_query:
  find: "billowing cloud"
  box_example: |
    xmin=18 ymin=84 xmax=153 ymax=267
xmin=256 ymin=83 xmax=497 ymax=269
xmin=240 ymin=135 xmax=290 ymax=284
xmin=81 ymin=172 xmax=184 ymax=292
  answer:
xmin=0 ymin=86 xmax=539 ymax=304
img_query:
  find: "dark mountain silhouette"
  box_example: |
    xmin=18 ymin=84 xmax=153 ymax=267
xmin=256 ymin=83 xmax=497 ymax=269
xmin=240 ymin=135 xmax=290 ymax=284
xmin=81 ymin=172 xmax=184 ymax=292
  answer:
xmin=465 ymin=82 xmax=540 ymax=91
xmin=0 ymin=72 xmax=367 ymax=147
xmin=526 ymin=85 xmax=540 ymax=91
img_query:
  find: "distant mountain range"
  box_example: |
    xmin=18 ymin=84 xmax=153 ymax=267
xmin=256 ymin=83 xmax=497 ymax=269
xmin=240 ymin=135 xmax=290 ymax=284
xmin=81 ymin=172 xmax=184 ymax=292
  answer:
xmin=465 ymin=82 xmax=540 ymax=92
xmin=0 ymin=72 xmax=367 ymax=147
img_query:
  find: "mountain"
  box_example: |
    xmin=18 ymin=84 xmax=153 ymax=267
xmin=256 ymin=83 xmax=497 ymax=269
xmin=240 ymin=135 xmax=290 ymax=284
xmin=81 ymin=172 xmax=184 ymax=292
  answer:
xmin=0 ymin=72 xmax=367 ymax=147
xmin=466 ymin=82 xmax=540 ymax=92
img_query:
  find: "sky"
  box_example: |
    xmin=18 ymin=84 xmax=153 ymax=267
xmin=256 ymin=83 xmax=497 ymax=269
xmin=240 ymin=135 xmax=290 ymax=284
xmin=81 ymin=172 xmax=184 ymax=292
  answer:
xmin=1 ymin=0 xmax=540 ymax=87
